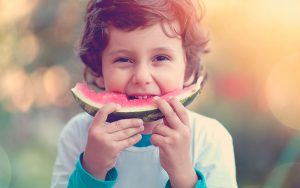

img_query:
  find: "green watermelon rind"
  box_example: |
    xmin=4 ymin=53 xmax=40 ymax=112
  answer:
xmin=71 ymin=86 xmax=202 ymax=122
xmin=71 ymin=75 xmax=206 ymax=122
xmin=107 ymin=90 xmax=200 ymax=122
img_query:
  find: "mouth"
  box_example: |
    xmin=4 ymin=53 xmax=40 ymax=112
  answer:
xmin=127 ymin=95 xmax=157 ymax=100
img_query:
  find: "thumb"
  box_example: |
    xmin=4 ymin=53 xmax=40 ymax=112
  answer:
xmin=92 ymin=103 xmax=121 ymax=127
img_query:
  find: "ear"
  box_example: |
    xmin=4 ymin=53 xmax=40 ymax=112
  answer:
xmin=183 ymin=73 xmax=196 ymax=87
xmin=182 ymin=54 xmax=195 ymax=87
xmin=95 ymin=76 xmax=105 ymax=89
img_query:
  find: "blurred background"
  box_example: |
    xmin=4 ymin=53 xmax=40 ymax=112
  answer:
xmin=0 ymin=0 xmax=299 ymax=187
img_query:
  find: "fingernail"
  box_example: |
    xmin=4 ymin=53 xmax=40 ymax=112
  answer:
xmin=153 ymin=96 xmax=159 ymax=100
xmin=137 ymin=134 xmax=142 ymax=140
xmin=116 ymin=104 xmax=122 ymax=110
xmin=137 ymin=119 xmax=143 ymax=125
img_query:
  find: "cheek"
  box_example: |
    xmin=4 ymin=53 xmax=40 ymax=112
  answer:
xmin=103 ymin=69 xmax=128 ymax=92
xmin=156 ymin=72 xmax=185 ymax=93
xmin=163 ymin=79 xmax=184 ymax=91
xmin=105 ymin=79 xmax=127 ymax=92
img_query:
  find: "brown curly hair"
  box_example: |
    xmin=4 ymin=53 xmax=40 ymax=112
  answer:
xmin=77 ymin=0 xmax=209 ymax=84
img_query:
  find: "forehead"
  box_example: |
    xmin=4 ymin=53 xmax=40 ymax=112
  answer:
xmin=104 ymin=22 xmax=183 ymax=52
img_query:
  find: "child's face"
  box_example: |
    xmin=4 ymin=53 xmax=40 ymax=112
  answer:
xmin=98 ymin=22 xmax=190 ymax=97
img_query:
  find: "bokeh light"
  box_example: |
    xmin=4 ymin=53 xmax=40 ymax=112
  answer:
xmin=17 ymin=32 xmax=40 ymax=65
xmin=0 ymin=0 xmax=40 ymax=25
xmin=241 ymin=185 xmax=263 ymax=188
xmin=0 ymin=0 xmax=300 ymax=187
xmin=0 ymin=34 xmax=14 ymax=67
xmin=264 ymin=162 xmax=300 ymax=188
xmin=264 ymin=132 xmax=300 ymax=187
xmin=0 ymin=146 xmax=11 ymax=188
xmin=1 ymin=67 xmax=34 ymax=112
xmin=30 ymin=67 xmax=50 ymax=107
xmin=265 ymin=55 xmax=300 ymax=130
xmin=43 ymin=65 xmax=72 ymax=107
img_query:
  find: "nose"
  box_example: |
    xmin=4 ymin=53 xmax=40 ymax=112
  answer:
xmin=132 ymin=64 xmax=152 ymax=86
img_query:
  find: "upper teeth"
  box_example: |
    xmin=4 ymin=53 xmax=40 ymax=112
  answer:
xmin=129 ymin=95 xmax=152 ymax=100
xmin=137 ymin=96 xmax=149 ymax=99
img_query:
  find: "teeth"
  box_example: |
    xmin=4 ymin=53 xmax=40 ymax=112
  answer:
xmin=127 ymin=95 xmax=160 ymax=100
xmin=128 ymin=95 xmax=151 ymax=100
xmin=137 ymin=96 xmax=148 ymax=99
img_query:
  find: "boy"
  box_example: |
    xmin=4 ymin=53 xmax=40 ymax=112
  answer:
xmin=51 ymin=0 xmax=237 ymax=187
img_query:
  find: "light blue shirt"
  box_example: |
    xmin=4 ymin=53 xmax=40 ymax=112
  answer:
xmin=67 ymin=134 xmax=206 ymax=188
xmin=51 ymin=111 xmax=237 ymax=188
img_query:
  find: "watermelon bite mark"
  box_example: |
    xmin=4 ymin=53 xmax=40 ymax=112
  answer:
xmin=71 ymin=75 xmax=206 ymax=122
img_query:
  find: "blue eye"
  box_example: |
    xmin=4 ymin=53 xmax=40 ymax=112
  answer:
xmin=154 ymin=55 xmax=170 ymax=62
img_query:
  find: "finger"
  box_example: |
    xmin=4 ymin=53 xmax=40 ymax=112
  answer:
xmin=113 ymin=126 xmax=144 ymax=141
xmin=117 ymin=134 xmax=142 ymax=150
xmin=169 ymin=97 xmax=190 ymax=126
xmin=150 ymin=134 xmax=168 ymax=148
xmin=92 ymin=103 xmax=121 ymax=127
xmin=105 ymin=119 xmax=143 ymax=133
xmin=154 ymin=97 xmax=182 ymax=129
xmin=152 ymin=123 xmax=173 ymax=137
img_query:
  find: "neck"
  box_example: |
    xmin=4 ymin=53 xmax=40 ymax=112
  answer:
xmin=141 ymin=119 xmax=163 ymax=134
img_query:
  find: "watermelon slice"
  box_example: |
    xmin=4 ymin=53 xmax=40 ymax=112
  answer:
xmin=71 ymin=75 xmax=206 ymax=122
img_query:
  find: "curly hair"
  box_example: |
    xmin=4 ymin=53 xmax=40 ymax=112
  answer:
xmin=77 ymin=0 xmax=209 ymax=83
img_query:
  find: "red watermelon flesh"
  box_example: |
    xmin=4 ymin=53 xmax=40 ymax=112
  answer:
xmin=74 ymin=82 xmax=196 ymax=108
xmin=71 ymin=75 xmax=206 ymax=121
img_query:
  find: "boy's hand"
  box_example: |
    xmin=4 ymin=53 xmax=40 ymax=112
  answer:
xmin=82 ymin=103 xmax=144 ymax=180
xmin=151 ymin=97 xmax=197 ymax=188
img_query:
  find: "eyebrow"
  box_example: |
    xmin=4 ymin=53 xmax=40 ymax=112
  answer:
xmin=106 ymin=49 xmax=131 ymax=57
xmin=152 ymin=47 xmax=176 ymax=54
xmin=107 ymin=47 xmax=176 ymax=57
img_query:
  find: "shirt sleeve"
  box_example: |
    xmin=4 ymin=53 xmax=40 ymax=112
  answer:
xmin=51 ymin=114 xmax=90 ymax=188
xmin=164 ymin=168 xmax=207 ymax=188
xmin=68 ymin=153 xmax=118 ymax=188
xmin=194 ymin=119 xmax=238 ymax=188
